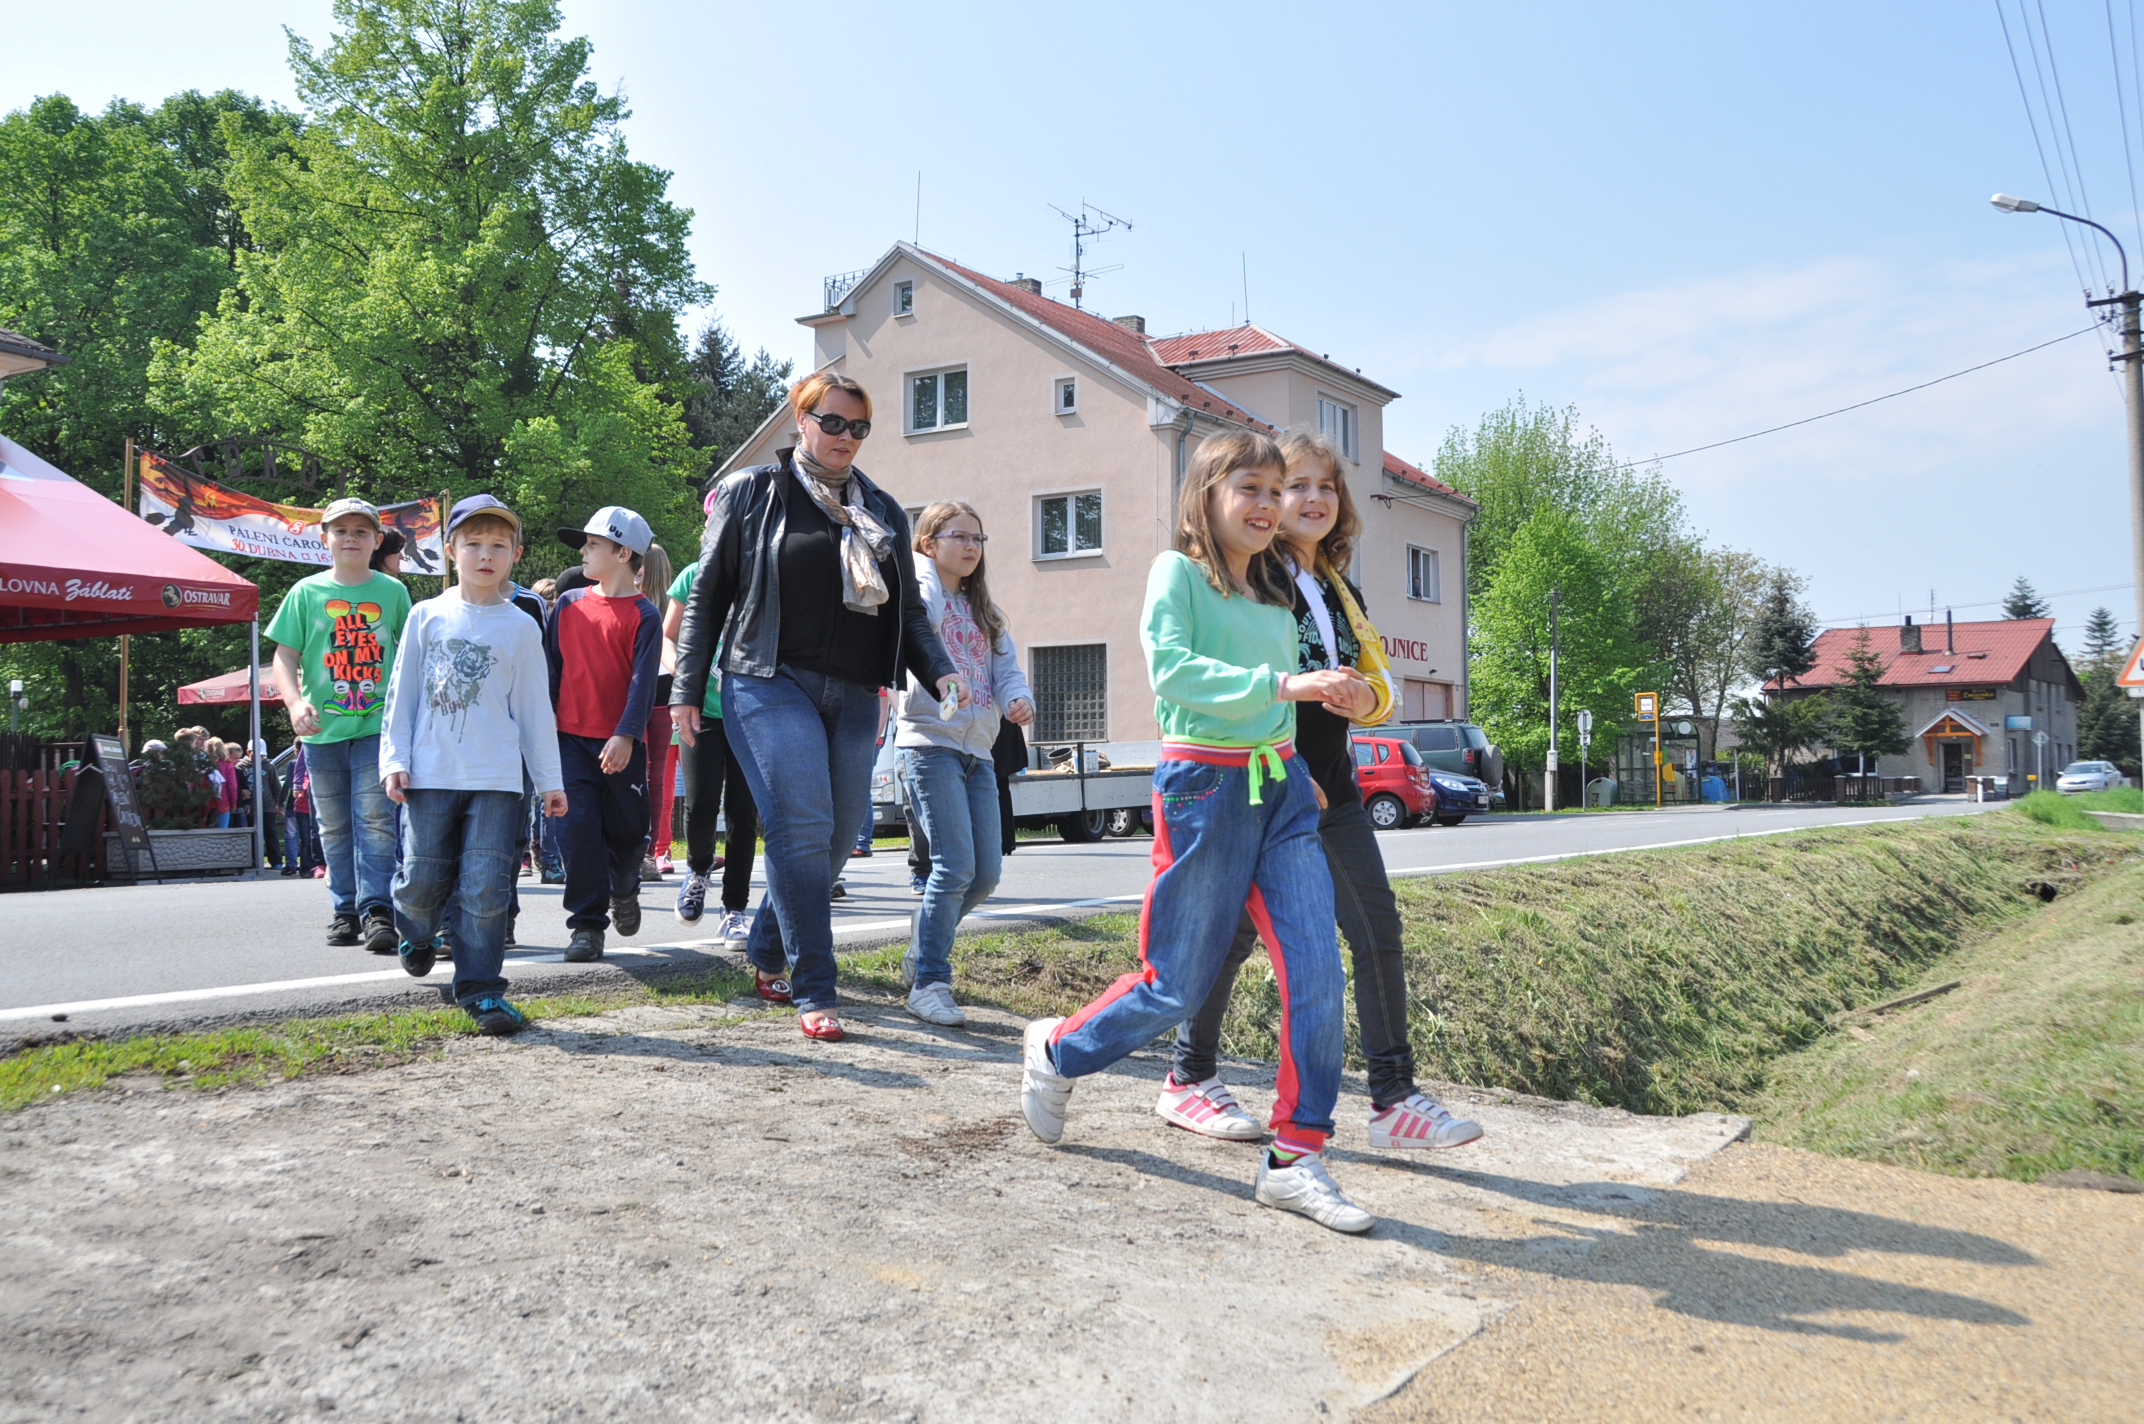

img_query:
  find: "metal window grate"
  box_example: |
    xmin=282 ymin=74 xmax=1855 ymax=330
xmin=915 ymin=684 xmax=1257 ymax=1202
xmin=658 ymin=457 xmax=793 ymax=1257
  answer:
xmin=1031 ymin=643 xmax=1108 ymax=743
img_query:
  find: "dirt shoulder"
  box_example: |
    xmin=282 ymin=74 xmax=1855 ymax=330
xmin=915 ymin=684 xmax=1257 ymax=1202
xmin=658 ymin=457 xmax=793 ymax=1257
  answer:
xmin=2 ymin=991 xmax=2133 ymax=1423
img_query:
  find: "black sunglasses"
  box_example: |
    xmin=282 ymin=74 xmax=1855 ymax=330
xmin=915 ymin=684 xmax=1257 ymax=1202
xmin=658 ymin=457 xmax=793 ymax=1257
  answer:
xmin=806 ymin=410 xmax=872 ymax=439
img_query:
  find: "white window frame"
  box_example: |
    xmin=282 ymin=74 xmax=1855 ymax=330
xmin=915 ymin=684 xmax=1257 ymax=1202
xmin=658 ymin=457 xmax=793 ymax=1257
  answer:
xmin=1406 ymin=545 xmax=1441 ymax=603
xmin=905 ymin=364 xmax=970 ymax=434
xmin=1316 ymin=394 xmax=1358 ymax=462
xmin=1034 ymin=487 xmax=1105 ymax=561
xmin=893 ymin=279 xmax=914 ymax=317
xmin=1026 ymin=639 xmax=1111 ymax=743
xmin=1054 ymin=375 xmax=1079 ymax=415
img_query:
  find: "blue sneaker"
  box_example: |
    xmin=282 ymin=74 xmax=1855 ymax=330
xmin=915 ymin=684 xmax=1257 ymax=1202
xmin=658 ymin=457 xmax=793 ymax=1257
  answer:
xmin=398 ymin=933 xmax=444 ymax=978
xmin=675 ymin=870 xmax=709 ymax=925
xmin=468 ymin=998 xmax=528 ymax=1036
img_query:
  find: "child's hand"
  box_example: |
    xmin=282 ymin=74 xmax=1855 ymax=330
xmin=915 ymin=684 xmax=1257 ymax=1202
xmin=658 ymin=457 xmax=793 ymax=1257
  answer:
xmin=287 ymin=697 xmax=321 ymax=738
xmin=936 ymin=675 xmax=968 ymax=711
xmin=1007 ymin=696 xmax=1035 ymax=727
xmin=542 ymin=790 xmax=569 ymax=818
xmin=1278 ymin=669 xmax=1361 ymax=705
xmin=1321 ymin=669 xmax=1376 ymax=720
xmin=599 ymin=735 xmax=635 ymax=775
xmin=383 ymin=770 xmax=409 ymax=804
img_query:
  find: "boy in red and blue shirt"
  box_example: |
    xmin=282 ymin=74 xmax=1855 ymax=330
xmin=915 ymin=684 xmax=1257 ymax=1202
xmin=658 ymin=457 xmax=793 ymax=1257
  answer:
xmin=545 ymin=506 xmax=662 ymax=961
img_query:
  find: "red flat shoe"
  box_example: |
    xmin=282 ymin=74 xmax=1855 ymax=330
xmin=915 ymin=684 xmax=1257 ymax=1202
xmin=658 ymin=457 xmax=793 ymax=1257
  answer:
xmin=800 ymin=1013 xmax=845 ymax=1042
xmin=755 ymin=974 xmax=793 ymax=1005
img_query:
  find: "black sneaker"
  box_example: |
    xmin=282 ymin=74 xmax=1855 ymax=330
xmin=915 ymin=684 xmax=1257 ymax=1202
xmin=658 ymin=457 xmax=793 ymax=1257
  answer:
xmin=467 ymin=997 xmax=528 ymax=1036
xmin=327 ymin=913 xmax=361 ymax=946
xmin=280 ymin=866 xmax=299 ymax=878
xmin=564 ymin=927 xmax=605 ymax=963
xmin=830 ymin=879 xmax=848 ymax=900
xmin=360 ymin=909 xmax=398 ymax=955
xmin=611 ymin=895 xmax=642 ymax=938
xmin=504 ymin=917 xmax=517 ymax=949
xmin=399 ymin=934 xmax=440 ymax=978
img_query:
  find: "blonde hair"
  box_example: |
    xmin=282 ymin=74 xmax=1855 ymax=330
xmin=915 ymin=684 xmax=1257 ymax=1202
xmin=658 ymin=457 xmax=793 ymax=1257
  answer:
xmin=1174 ymin=430 xmax=1291 ymax=605
xmin=913 ymin=501 xmax=1007 ymax=648
xmin=789 ymin=371 xmax=873 ymax=424
xmin=639 ymin=541 xmax=673 ymax=604
xmin=1277 ymin=430 xmax=1360 ymax=582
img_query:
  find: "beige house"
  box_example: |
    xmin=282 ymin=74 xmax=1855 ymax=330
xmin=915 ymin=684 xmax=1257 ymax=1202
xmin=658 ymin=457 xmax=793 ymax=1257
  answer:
xmin=720 ymin=242 xmax=1476 ymax=746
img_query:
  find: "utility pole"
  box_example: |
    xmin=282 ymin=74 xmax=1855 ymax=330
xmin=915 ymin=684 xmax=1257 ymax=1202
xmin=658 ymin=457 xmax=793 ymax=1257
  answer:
xmin=1545 ymin=587 xmax=1560 ymax=812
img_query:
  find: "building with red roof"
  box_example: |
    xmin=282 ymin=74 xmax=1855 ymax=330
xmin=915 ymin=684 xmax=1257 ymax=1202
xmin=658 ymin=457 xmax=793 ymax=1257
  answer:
xmin=720 ymin=243 xmax=1477 ymax=742
xmin=1780 ymin=616 xmax=2081 ymax=793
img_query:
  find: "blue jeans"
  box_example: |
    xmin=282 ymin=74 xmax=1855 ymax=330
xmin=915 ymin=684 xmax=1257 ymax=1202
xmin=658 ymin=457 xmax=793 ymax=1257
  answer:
xmin=305 ymin=734 xmax=397 ymax=918
xmin=1051 ymin=750 xmax=1344 ymax=1142
xmin=723 ymin=667 xmax=882 ymax=1013
xmin=392 ymin=788 xmax=523 ymax=1007
xmin=900 ymin=746 xmax=1002 ymax=987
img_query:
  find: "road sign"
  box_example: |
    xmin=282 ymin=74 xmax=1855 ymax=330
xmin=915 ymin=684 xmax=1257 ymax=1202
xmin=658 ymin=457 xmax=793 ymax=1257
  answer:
xmin=2119 ymin=636 xmax=2144 ymax=688
xmin=1577 ymin=708 xmax=1593 ymax=747
xmin=1635 ymin=692 xmax=1657 ymax=721
xmin=2033 ymin=730 xmax=2050 ymax=747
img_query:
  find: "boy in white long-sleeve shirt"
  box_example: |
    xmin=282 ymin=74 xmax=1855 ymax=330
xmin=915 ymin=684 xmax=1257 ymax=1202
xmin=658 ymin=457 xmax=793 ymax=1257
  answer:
xmin=379 ymin=495 xmax=567 ymax=1035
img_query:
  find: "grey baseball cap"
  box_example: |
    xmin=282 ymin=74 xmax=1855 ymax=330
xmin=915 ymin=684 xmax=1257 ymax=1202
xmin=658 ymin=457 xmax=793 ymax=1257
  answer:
xmin=559 ymin=505 xmax=653 ymax=556
xmin=318 ymin=496 xmax=383 ymax=532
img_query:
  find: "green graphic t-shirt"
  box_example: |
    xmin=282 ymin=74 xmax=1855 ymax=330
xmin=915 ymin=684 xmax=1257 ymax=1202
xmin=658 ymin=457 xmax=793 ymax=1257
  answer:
xmin=666 ymin=565 xmax=721 ymax=724
xmin=265 ymin=570 xmax=414 ymax=744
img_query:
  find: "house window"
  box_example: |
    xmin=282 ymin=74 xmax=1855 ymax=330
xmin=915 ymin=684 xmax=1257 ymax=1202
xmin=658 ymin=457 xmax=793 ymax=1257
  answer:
xmin=909 ymin=367 xmax=968 ymax=432
xmin=1031 ymin=643 xmax=1109 ymax=742
xmin=1036 ymin=490 xmax=1104 ymax=558
xmin=1317 ymin=396 xmax=1357 ymax=461
xmin=1055 ymin=376 xmax=1078 ymax=414
xmin=1407 ymin=546 xmax=1440 ymax=602
xmin=894 ymin=280 xmax=914 ymax=316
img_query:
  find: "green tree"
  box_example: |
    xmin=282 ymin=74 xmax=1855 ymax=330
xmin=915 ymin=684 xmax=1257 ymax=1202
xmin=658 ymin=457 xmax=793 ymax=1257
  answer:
xmin=1656 ymin=545 xmax=1778 ymax=764
xmin=1729 ymin=691 xmax=1833 ymax=784
xmin=2076 ymin=605 xmax=2140 ymax=775
xmin=2002 ymin=576 xmax=2051 ymax=619
xmin=1827 ymin=627 xmax=1908 ymax=775
xmin=1744 ymin=569 xmax=1817 ymax=692
xmin=684 ymin=316 xmax=792 ymax=471
xmin=1466 ymin=509 xmax=1659 ymax=807
xmin=153 ymin=0 xmax=711 ymax=572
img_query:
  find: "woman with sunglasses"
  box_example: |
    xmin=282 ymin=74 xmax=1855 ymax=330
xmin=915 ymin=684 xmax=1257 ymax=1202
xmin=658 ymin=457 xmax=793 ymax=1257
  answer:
xmin=672 ymin=373 xmax=963 ymax=1041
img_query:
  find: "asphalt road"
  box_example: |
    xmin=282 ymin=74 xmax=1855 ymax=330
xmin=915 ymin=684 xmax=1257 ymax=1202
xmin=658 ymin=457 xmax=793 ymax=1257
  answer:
xmin=0 ymin=797 xmax=1991 ymax=1042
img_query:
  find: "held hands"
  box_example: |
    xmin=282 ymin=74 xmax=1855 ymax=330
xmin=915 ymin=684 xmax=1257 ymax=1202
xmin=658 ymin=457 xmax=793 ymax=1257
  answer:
xmin=384 ymin=770 xmax=409 ymax=804
xmin=1007 ymin=696 xmax=1035 ymax=727
xmin=1280 ymin=667 xmax=1374 ymax=718
xmin=599 ymin=734 xmax=636 ymax=775
xmin=288 ymin=697 xmax=322 ymax=738
xmin=674 ymin=704 xmax=701 ymax=748
xmin=542 ymin=790 xmax=569 ymax=818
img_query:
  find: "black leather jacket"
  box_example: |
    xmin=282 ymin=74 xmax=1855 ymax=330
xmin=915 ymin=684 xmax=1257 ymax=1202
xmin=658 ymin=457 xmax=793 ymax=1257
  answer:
xmin=672 ymin=450 xmax=955 ymax=708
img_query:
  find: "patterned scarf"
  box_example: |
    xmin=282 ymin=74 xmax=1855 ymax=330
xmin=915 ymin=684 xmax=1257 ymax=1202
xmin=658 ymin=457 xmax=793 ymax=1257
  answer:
xmin=791 ymin=446 xmax=893 ymax=614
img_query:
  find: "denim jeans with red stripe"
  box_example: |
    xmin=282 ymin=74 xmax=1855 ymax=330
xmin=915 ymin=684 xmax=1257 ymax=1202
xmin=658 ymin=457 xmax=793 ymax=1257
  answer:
xmin=1050 ymin=750 xmax=1344 ymax=1144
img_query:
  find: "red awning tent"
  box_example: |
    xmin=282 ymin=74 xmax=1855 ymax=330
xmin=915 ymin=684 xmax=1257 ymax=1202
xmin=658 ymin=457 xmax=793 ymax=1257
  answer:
xmin=0 ymin=432 xmax=257 ymax=642
xmin=176 ymin=668 xmax=282 ymax=706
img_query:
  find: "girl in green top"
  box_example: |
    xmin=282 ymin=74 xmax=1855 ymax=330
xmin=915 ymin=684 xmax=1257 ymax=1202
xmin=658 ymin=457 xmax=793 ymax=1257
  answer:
xmin=1018 ymin=431 xmax=1385 ymax=1235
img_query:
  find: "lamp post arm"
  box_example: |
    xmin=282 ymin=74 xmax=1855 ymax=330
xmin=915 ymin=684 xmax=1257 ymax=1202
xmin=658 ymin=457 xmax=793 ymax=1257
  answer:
xmin=2034 ymin=205 xmax=2130 ymax=293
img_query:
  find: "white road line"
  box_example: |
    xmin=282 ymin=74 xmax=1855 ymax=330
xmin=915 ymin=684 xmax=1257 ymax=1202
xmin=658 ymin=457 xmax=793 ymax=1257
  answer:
xmin=0 ymin=812 xmax=1934 ymax=1024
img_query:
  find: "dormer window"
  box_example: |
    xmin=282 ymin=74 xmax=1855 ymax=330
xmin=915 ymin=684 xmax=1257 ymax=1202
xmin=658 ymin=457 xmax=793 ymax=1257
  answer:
xmin=1317 ymin=395 xmax=1358 ymax=461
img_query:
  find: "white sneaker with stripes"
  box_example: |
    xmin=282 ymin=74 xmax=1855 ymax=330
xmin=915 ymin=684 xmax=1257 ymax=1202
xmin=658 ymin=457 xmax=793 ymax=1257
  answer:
xmin=1155 ymin=1075 xmax=1266 ymax=1141
xmin=1367 ymin=1093 xmax=1484 ymax=1150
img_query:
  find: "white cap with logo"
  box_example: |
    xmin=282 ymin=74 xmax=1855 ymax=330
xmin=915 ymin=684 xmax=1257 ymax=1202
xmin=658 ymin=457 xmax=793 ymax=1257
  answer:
xmin=558 ymin=505 xmax=653 ymax=556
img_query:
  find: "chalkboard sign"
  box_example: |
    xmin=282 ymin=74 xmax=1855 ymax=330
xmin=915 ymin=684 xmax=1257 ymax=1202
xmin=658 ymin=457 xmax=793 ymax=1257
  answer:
xmin=91 ymin=733 xmax=158 ymax=880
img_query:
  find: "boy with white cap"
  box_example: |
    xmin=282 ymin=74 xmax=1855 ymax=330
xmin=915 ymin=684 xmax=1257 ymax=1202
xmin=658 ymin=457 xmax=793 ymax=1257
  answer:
xmin=267 ymin=496 xmax=412 ymax=954
xmin=544 ymin=506 xmax=662 ymax=962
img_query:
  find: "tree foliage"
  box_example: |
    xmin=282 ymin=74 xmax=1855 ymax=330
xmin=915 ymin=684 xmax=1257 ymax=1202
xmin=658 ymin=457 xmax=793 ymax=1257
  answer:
xmin=684 ymin=316 xmax=792 ymax=473
xmin=2076 ymin=604 xmax=2140 ymax=775
xmin=1827 ymin=627 xmax=1909 ymax=771
xmin=1743 ymin=570 xmax=1817 ymax=691
xmin=1729 ymin=692 xmax=1832 ymax=779
xmin=152 ymin=0 xmax=711 ymax=573
xmin=2002 ymin=576 xmax=2051 ymax=620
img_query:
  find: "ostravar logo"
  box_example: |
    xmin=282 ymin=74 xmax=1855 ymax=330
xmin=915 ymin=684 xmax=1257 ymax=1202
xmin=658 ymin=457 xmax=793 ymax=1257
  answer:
xmin=161 ymin=584 xmax=181 ymax=609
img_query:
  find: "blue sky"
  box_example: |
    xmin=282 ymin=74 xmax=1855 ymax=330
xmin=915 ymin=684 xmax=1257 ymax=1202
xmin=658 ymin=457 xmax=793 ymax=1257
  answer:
xmin=12 ymin=1 xmax=2144 ymax=650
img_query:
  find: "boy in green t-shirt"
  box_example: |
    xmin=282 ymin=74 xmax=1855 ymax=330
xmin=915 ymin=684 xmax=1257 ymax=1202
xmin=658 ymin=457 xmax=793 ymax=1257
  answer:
xmin=267 ymin=497 xmax=413 ymax=953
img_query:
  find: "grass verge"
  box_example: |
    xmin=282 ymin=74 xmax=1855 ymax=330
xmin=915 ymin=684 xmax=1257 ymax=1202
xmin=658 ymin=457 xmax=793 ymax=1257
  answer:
xmin=1752 ymin=857 xmax=2144 ymax=1182
xmin=0 ymin=963 xmax=754 ymax=1113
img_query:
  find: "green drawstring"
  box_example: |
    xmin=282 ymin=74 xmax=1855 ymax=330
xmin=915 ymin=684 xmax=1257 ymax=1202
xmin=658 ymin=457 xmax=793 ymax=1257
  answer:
xmin=1247 ymin=742 xmax=1288 ymax=806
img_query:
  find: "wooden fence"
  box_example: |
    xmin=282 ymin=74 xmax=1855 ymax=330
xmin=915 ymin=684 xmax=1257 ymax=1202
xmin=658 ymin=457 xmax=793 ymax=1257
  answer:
xmin=0 ymin=766 xmax=108 ymax=889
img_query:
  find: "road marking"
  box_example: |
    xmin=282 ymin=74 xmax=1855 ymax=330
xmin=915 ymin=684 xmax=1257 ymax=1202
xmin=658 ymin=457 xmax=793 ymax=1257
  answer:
xmin=0 ymin=810 xmax=1949 ymax=1024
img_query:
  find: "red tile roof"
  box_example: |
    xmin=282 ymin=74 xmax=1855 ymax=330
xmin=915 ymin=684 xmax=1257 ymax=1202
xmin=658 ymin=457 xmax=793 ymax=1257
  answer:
xmin=928 ymin=256 xmax=1270 ymax=430
xmin=1796 ymin=619 xmax=2059 ymax=690
xmin=1382 ymin=451 xmax=1467 ymax=501
xmin=1147 ymin=325 xmax=1397 ymax=396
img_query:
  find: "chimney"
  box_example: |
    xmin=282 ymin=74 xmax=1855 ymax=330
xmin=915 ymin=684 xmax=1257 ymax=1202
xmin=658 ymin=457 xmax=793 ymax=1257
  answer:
xmin=1008 ymin=272 xmax=1043 ymax=296
xmin=1900 ymin=618 xmax=1922 ymax=653
xmin=1945 ymin=606 xmax=1954 ymax=653
xmin=1112 ymin=314 xmax=1146 ymax=334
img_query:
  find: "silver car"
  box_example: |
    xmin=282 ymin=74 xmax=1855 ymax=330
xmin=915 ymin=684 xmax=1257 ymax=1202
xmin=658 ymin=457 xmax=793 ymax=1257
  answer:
xmin=2056 ymin=760 xmax=2125 ymax=793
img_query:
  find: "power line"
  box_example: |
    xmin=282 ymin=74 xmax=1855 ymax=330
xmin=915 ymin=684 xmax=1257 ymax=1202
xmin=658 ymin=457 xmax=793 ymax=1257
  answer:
xmin=1817 ymin=580 xmax=2135 ymax=626
xmin=2037 ymin=0 xmax=2111 ymax=289
xmin=2104 ymin=0 xmax=2144 ymax=262
xmin=1612 ymin=325 xmax=2099 ymax=470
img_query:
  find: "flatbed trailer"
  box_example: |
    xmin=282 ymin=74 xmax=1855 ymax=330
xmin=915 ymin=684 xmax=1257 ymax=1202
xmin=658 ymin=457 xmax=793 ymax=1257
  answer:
xmin=868 ymin=755 xmax=1156 ymax=843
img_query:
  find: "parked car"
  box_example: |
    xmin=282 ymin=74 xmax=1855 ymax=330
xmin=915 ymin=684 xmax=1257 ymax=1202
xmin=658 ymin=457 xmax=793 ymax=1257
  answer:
xmin=1421 ymin=769 xmax=1494 ymax=824
xmin=2056 ymin=760 xmax=2126 ymax=794
xmin=1388 ymin=721 xmax=1505 ymax=799
xmin=1352 ymin=735 xmax=1434 ymax=829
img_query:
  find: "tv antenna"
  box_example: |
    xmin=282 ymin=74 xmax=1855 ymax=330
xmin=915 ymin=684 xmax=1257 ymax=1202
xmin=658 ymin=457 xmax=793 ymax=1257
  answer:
xmin=1049 ymin=201 xmax=1132 ymax=310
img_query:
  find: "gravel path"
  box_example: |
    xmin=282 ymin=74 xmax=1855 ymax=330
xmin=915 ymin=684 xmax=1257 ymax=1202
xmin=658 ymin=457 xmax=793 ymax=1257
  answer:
xmin=3 ymin=990 xmax=2126 ymax=1421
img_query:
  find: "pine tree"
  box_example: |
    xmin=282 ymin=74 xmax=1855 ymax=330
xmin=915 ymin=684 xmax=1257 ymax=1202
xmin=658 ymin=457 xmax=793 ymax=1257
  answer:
xmin=1743 ymin=571 xmax=1816 ymax=691
xmin=2002 ymin=576 xmax=2051 ymax=619
xmin=2083 ymin=606 xmax=2125 ymax=670
xmin=683 ymin=316 xmax=792 ymax=471
xmin=1827 ymin=627 xmax=1909 ymax=775
xmin=2077 ymin=605 xmax=2141 ymax=774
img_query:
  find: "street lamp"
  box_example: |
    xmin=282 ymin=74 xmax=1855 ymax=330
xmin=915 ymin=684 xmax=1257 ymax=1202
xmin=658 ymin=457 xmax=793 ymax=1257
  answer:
xmin=8 ymin=679 xmax=22 ymax=737
xmin=1992 ymin=193 xmax=2144 ymax=761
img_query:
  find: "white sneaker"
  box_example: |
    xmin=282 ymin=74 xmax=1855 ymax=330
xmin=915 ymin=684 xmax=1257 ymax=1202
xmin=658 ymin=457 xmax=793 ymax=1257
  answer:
xmin=1367 ymin=1093 xmax=1484 ymax=1150
xmin=719 ymin=908 xmax=750 ymax=943
xmin=1155 ymin=1076 xmax=1265 ymax=1141
xmin=906 ymin=981 xmax=967 ymax=1027
xmin=1019 ymin=1017 xmax=1073 ymax=1144
xmin=1255 ymin=1152 xmax=1375 ymax=1234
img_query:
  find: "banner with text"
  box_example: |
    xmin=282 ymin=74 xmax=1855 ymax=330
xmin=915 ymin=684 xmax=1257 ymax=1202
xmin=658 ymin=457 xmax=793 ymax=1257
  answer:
xmin=137 ymin=453 xmax=444 ymax=573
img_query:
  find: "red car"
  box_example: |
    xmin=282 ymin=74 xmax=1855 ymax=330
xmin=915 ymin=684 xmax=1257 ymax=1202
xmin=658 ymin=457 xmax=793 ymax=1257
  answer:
xmin=1352 ymin=735 xmax=1435 ymax=830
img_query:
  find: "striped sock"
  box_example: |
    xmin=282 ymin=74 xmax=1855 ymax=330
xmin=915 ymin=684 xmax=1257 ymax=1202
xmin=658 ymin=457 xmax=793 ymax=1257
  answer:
xmin=1269 ymin=1127 xmax=1328 ymax=1167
